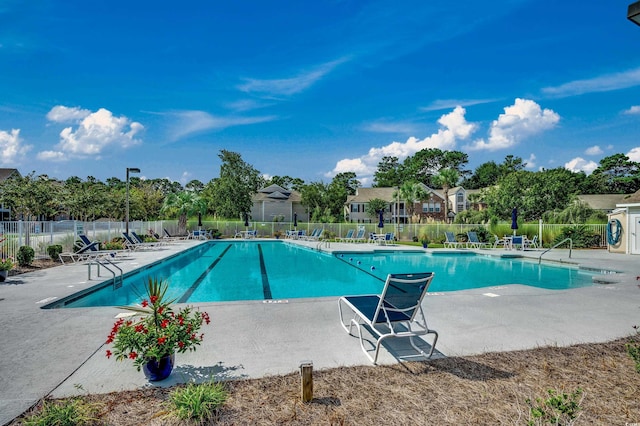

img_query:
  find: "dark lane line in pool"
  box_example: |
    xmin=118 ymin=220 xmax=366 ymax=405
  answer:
xmin=178 ymin=244 xmax=232 ymax=303
xmin=334 ymin=254 xmax=408 ymax=292
xmin=257 ymin=244 xmax=273 ymax=300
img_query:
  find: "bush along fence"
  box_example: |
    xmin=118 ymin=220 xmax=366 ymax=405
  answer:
xmin=0 ymin=219 xmax=607 ymax=261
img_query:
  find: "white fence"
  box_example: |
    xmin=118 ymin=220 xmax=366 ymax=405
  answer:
xmin=0 ymin=220 xmax=607 ymax=261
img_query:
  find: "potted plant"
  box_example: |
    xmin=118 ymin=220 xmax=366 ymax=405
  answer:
xmin=105 ymin=277 xmax=211 ymax=381
xmin=0 ymin=257 xmax=13 ymax=281
xmin=273 ymin=230 xmax=283 ymax=239
xmin=419 ymin=234 xmax=430 ymax=249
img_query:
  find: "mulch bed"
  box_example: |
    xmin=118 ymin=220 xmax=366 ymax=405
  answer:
xmin=7 ymin=260 xmax=640 ymax=424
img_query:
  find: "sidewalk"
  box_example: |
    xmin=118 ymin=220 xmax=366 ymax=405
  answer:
xmin=1 ymin=242 xmax=639 ymax=425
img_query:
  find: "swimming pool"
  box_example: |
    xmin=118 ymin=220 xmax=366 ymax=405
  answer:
xmin=48 ymin=241 xmax=602 ymax=309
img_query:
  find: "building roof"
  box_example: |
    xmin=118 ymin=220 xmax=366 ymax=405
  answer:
xmin=0 ymin=168 xmax=20 ymax=182
xmin=346 ymin=185 xmax=447 ymax=203
xmin=617 ymin=189 xmax=640 ymax=205
xmin=252 ymin=186 xmax=301 ymax=202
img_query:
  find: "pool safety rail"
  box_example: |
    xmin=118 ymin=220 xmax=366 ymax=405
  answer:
xmin=538 ymin=238 xmax=572 ymax=264
xmin=88 ymin=257 xmax=123 ymax=289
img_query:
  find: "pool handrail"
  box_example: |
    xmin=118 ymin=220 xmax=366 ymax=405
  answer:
xmin=538 ymin=238 xmax=572 ymax=264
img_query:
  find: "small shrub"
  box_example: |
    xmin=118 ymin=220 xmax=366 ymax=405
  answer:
xmin=553 ymin=225 xmax=599 ymax=248
xmin=169 ymin=381 xmax=228 ymax=421
xmin=526 ymin=388 xmax=583 ymax=425
xmin=627 ymin=326 xmax=640 ymax=373
xmin=102 ymin=241 xmax=124 ymax=251
xmin=47 ymin=245 xmax=63 ymax=262
xmin=22 ymin=397 xmax=101 ymax=426
xmin=17 ymin=245 xmax=35 ymax=267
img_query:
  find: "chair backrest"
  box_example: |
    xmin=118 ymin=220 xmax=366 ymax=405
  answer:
xmin=164 ymin=228 xmax=172 ymax=237
xmin=512 ymin=236 xmax=523 ymax=244
xmin=385 ymin=232 xmax=394 ymax=241
xmin=467 ymin=231 xmax=479 ymax=242
xmin=373 ymin=272 xmax=434 ymax=323
xmin=78 ymin=234 xmax=93 ymax=246
xmin=355 ymin=228 xmax=365 ymax=239
xmin=122 ymin=232 xmax=137 ymax=245
xmin=445 ymin=231 xmax=456 ymax=242
xmin=344 ymin=229 xmax=354 ymax=238
xmin=76 ymin=241 xmax=99 ymax=254
xmin=131 ymin=231 xmax=145 ymax=243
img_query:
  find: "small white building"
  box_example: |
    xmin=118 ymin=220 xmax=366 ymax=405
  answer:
xmin=607 ymin=190 xmax=640 ymax=255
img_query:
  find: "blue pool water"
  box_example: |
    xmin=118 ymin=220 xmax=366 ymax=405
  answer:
xmin=50 ymin=241 xmax=600 ymax=308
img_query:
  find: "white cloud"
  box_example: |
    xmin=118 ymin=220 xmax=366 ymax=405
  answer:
xmin=627 ymin=147 xmax=640 ymax=162
xmin=0 ymin=128 xmax=32 ymax=165
xmin=466 ymin=99 xmax=560 ymax=151
xmin=166 ymin=110 xmax=277 ymax=142
xmin=623 ymin=105 xmax=640 ymax=115
xmin=362 ymin=121 xmax=417 ymax=134
xmin=420 ymin=98 xmax=497 ymax=112
xmin=46 ymin=105 xmax=91 ymax=123
xmin=525 ymin=153 xmax=537 ymax=169
xmin=542 ymin=67 xmax=640 ymax=98
xmin=238 ymin=57 xmax=349 ymax=97
xmin=564 ymin=157 xmax=598 ymax=175
xmin=585 ymin=145 xmax=603 ymax=156
xmin=326 ymin=106 xmax=477 ymax=179
xmin=40 ymin=107 xmax=144 ymax=160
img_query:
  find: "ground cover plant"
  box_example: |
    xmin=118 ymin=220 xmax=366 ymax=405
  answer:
xmin=12 ymin=337 xmax=640 ymax=425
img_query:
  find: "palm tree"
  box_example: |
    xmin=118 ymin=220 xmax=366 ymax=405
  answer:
xmin=432 ymin=168 xmax=460 ymax=221
xmin=393 ymin=181 xmax=429 ymax=223
xmin=160 ymin=192 xmax=206 ymax=235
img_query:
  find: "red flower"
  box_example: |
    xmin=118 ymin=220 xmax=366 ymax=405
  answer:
xmin=157 ymin=307 xmax=164 ymax=314
xmin=129 ymin=351 xmax=138 ymax=359
xmin=135 ymin=324 xmax=145 ymax=333
xmin=105 ymin=350 xmax=112 ymax=359
xmin=150 ymin=295 xmax=158 ymax=304
xmin=161 ymin=319 xmax=169 ymax=328
xmin=178 ymin=341 xmax=184 ymax=349
xmin=157 ymin=337 xmax=167 ymax=345
xmin=141 ymin=300 xmax=149 ymax=308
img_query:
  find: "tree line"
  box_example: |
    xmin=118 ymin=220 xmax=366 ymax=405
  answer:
xmin=0 ymin=148 xmax=637 ymax=225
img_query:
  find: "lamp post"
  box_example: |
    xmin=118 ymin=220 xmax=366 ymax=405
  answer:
xmin=125 ymin=167 xmax=140 ymax=235
xmin=629 ymin=1 xmax=640 ymax=26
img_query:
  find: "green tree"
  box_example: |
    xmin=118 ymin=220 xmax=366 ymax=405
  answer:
xmin=264 ymin=175 xmax=305 ymax=191
xmin=393 ymin=181 xmax=429 ymax=223
xmin=588 ymin=153 xmax=640 ymax=194
xmin=207 ymin=150 xmax=261 ymax=219
xmin=365 ymin=198 xmax=388 ymax=221
xmin=373 ymin=156 xmax=401 ymax=187
xmin=161 ymin=192 xmax=206 ymax=234
xmin=432 ymin=168 xmax=459 ymax=220
xmin=326 ymin=172 xmax=360 ymax=219
xmin=402 ymin=149 xmax=469 ymax=186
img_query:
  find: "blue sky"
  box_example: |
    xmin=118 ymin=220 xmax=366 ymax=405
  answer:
xmin=1 ymin=0 xmax=640 ymax=187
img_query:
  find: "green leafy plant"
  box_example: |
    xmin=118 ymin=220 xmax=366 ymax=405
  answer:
xmin=553 ymin=225 xmax=600 ymax=248
xmin=526 ymin=388 xmax=583 ymax=425
xmin=102 ymin=241 xmax=124 ymax=251
xmin=22 ymin=397 xmax=101 ymax=426
xmin=0 ymin=256 xmax=14 ymax=271
xmin=627 ymin=325 xmax=640 ymax=373
xmin=169 ymin=381 xmax=228 ymax=421
xmin=105 ymin=277 xmax=211 ymax=370
xmin=47 ymin=244 xmax=63 ymax=262
xmin=17 ymin=245 xmax=35 ymax=267
xmin=419 ymin=234 xmax=430 ymax=245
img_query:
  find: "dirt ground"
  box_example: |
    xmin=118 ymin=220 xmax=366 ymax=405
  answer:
xmin=8 ymin=260 xmax=640 ymax=424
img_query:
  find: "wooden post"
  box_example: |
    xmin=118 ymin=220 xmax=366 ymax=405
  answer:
xmin=300 ymin=360 xmax=313 ymax=403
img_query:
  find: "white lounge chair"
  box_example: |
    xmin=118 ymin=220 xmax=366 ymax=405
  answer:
xmin=338 ymin=272 xmax=438 ymax=364
xmin=444 ymin=232 xmax=462 ymax=248
xmin=338 ymin=229 xmax=355 ymax=242
xmin=466 ymin=231 xmax=489 ymax=249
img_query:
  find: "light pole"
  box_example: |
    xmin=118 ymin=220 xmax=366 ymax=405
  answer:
xmin=125 ymin=167 xmax=140 ymax=235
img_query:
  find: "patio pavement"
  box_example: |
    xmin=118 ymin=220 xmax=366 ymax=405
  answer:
xmin=1 ymin=239 xmax=639 ymax=425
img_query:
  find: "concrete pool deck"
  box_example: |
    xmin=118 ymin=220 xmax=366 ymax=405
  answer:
xmin=1 ymin=239 xmax=639 ymax=424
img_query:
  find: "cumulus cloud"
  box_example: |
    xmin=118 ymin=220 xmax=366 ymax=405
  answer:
xmin=37 ymin=106 xmax=144 ymax=161
xmin=326 ymin=106 xmax=477 ymax=180
xmin=564 ymin=157 xmax=598 ymax=174
xmin=525 ymin=153 xmax=537 ymax=169
xmin=46 ymin=105 xmax=91 ymax=123
xmin=623 ymin=105 xmax=640 ymax=115
xmin=465 ymin=99 xmax=560 ymax=151
xmin=585 ymin=145 xmax=603 ymax=156
xmin=628 ymin=147 xmax=640 ymax=162
xmin=0 ymin=128 xmax=32 ymax=165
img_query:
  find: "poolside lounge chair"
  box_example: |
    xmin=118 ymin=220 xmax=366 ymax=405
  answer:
xmin=444 ymin=232 xmax=462 ymax=248
xmin=351 ymin=227 xmax=367 ymax=243
xmin=122 ymin=232 xmax=162 ymax=250
xmin=306 ymin=228 xmax=323 ymax=241
xmin=338 ymin=229 xmax=355 ymax=242
xmin=59 ymin=240 xmax=105 ymax=264
xmin=163 ymin=228 xmax=188 ymax=240
xmin=524 ymin=235 xmax=538 ymax=250
xmin=466 ymin=231 xmax=489 ymax=249
xmin=132 ymin=231 xmax=166 ymax=246
xmin=493 ymin=234 xmax=508 ymax=249
xmin=338 ymin=272 xmax=438 ymax=364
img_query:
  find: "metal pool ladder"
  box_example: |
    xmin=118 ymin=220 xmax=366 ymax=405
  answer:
xmin=88 ymin=257 xmax=123 ymax=289
xmin=538 ymin=238 xmax=572 ymax=264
